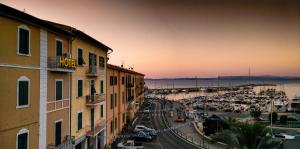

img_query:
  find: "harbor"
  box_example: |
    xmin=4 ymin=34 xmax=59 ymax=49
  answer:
xmin=145 ymin=81 xmax=300 ymax=148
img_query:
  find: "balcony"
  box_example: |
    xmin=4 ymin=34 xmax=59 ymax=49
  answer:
xmin=86 ymin=94 xmax=105 ymax=107
xmin=48 ymin=135 xmax=74 ymax=149
xmin=48 ymin=56 xmax=77 ymax=72
xmin=86 ymin=65 xmax=98 ymax=77
xmin=128 ymin=95 xmax=134 ymax=102
xmin=126 ymin=83 xmax=134 ymax=88
xmin=87 ymin=119 xmax=106 ymax=137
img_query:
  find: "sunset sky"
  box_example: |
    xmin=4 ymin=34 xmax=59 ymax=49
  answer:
xmin=1 ymin=0 xmax=300 ymax=78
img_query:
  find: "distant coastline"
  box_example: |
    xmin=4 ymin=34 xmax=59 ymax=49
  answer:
xmin=145 ymin=76 xmax=300 ymax=81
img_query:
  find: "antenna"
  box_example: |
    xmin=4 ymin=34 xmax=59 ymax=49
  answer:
xmin=121 ymin=60 xmax=125 ymax=67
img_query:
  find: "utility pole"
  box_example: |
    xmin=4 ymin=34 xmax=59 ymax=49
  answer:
xmin=270 ymin=96 xmax=274 ymax=138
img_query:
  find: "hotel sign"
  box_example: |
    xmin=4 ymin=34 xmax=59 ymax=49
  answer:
xmin=59 ymin=57 xmax=77 ymax=70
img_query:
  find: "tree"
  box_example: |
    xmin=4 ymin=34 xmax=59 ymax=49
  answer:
xmin=250 ymin=108 xmax=262 ymax=119
xmin=280 ymin=115 xmax=288 ymax=125
xmin=211 ymin=121 xmax=281 ymax=149
xmin=269 ymin=112 xmax=278 ymax=123
xmin=203 ymin=115 xmax=229 ymax=136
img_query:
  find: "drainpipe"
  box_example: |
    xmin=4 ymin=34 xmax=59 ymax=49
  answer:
xmin=68 ymin=37 xmax=73 ymax=138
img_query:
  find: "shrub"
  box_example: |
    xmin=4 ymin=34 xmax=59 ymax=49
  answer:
xmin=250 ymin=107 xmax=261 ymax=119
xmin=280 ymin=115 xmax=288 ymax=125
xmin=269 ymin=112 xmax=278 ymax=123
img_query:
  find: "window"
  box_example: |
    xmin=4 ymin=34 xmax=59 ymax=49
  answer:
xmin=77 ymin=80 xmax=83 ymax=97
xmin=114 ymin=76 xmax=117 ymax=85
xmin=110 ymin=94 xmax=114 ymax=109
xmin=100 ymin=80 xmax=104 ymax=94
xmin=110 ymin=76 xmax=113 ymax=86
xmin=77 ymin=112 xmax=83 ymax=130
xmin=55 ymin=121 xmax=62 ymax=146
xmin=115 ymin=118 xmax=117 ymax=129
xmin=123 ymin=113 xmax=125 ymax=124
xmin=99 ymin=56 xmax=105 ymax=68
xmin=122 ymin=92 xmax=125 ymax=104
xmin=18 ymin=25 xmax=30 ymax=55
xmin=55 ymin=80 xmax=63 ymax=101
xmin=77 ymin=48 xmax=85 ymax=66
xmin=56 ymin=39 xmax=63 ymax=56
xmin=114 ymin=93 xmax=117 ymax=107
xmin=17 ymin=129 xmax=29 ymax=149
xmin=100 ymin=104 xmax=103 ymax=118
xmin=17 ymin=76 xmax=30 ymax=108
xmin=122 ymin=77 xmax=124 ymax=85
xmin=110 ymin=120 xmax=113 ymax=133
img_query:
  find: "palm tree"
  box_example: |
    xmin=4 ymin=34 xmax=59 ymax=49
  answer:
xmin=211 ymin=121 xmax=281 ymax=149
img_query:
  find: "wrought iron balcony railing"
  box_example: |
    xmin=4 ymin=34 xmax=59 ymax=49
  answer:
xmin=48 ymin=56 xmax=77 ymax=72
xmin=86 ymin=119 xmax=106 ymax=136
xmin=86 ymin=65 xmax=98 ymax=76
xmin=86 ymin=94 xmax=105 ymax=107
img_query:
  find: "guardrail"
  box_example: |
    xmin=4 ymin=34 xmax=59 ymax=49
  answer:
xmin=160 ymin=104 xmax=207 ymax=149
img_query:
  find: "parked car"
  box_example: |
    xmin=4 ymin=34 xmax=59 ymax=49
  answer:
xmin=117 ymin=140 xmax=144 ymax=149
xmin=129 ymin=131 xmax=153 ymax=142
xmin=287 ymin=116 xmax=298 ymax=121
xmin=133 ymin=125 xmax=157 ymax=137
xmin=143 ymin=108 xmax=150 ymax=114
xmin=133 ymin=125 xmax=155 ymax=133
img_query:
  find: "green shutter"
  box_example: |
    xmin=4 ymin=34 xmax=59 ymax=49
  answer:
xmin=78 ymin=49 xmax=83 ymax=65
xmin=19 ymin=28 xmax=29 ymax=55
xmin=56 ymin=81 xmax=62 ymax=101
xmin=100 ymin=105 xmax=103 ymax=117
xmin=18 ymin=133 xmax=28 ymax=149
xmin=56 ymin=40 xmax=62 ymax=56
xmin=78 ymin=113 xmax=82 ymax=130
xmin=100 ymin=80 xmax=103 ymax=93
xmin=78 ymin=80 xmax=83 ymax=97
xmin=115 ymin=93 xmax=117 ymax=107
xmin=110 ymin=94 xmax=113 ymax=109
xmin=19 ymin=81 xmax=28 ymax=106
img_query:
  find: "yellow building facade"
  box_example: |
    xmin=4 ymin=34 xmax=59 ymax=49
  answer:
xmin=106 ymin=64 xmax=145 ymax=144
xmin=1 ymin=3 xmax=144 ymax=149
xmin=0 ymin=4 xmax=74 ymax=149
xmin=70 ymin=35 xmax=108 ymax=149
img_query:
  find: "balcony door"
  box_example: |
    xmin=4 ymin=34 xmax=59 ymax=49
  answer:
xmin=55 ymin=121 xmax=62 ymax=146
xmin=90 ymin=80 xmax=95 ymax=95
xmin=88 ymin=53 xmax=96 ymax=66
xmin=91 ymin=108 xmax=94 ymax=130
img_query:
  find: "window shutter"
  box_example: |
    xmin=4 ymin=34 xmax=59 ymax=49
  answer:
xmin=55 ymin=122 xmax=62 ymax=146
xmin=78 ymin=113 xmax=82 ymax=130
xmin=56 ymin=41 xmax=62 ymax=56
xmin=78 ymin=80 xmax=83 ymax=97
xmin=19 ymin=81 xmax=28 ymax=106
xmin=115 ymin=93 xmax=117 ymax=107
xmin=56 ymin=81 xmax=63 ymax=100
xmin=19 ymin=29 xmax=29 ymax=55
xmin=100 ymin=105 xmax=103 ymax=117
xmin=18 ymin=133 xmax=28 ymax=149
xmin=100 ymin=80 xmax=103 ymax=93
xmin=110 ymin=94 xmax=113 ymax=109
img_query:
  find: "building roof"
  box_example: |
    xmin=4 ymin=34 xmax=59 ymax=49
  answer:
xmin=0 ymin=3 xmax=112 ymax=52
xmin=107 ymin=64 xmax=145 ymax=76
xmin=0 ymin=3 xmax=72 ymax=37
xmin=45 ymin=21 xmax=112 ymax=52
